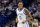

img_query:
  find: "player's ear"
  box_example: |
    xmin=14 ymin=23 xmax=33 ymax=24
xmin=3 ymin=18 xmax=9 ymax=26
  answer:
xmin=18 ymin=4 xmax=19 ymax=7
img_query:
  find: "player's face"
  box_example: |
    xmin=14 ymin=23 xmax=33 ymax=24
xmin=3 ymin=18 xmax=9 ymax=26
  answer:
xmin=18 ymin=2 xmax=23 ymax=9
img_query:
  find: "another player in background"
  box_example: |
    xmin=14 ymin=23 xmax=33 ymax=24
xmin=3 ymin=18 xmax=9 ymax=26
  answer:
xmin=16 ymin=1 xmax=32 ymax=27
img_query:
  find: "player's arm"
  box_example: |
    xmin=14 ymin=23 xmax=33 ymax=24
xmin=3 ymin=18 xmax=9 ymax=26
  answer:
xmin=16 ymin=16 xmax=18 ymax=23
xmin=24 ymin=9 xmax=33 ymax=20
xmin=22 ymin=9 xmax=32 ymax=24
xmin=15 ymin=9 xmax=18 ymax=23
xmin=24 ymin=9 xmax=33 ymax=23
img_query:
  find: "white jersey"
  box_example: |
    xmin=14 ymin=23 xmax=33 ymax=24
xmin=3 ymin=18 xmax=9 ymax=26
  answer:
xmin=16 ymin=8 xmax=27 ymax=23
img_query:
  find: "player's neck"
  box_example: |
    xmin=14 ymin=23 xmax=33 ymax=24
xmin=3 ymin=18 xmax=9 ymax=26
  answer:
xmin=19 ymin=8 xmax=23 ymax=11
xmin=19 ymin=8 xmax=22 ymax=11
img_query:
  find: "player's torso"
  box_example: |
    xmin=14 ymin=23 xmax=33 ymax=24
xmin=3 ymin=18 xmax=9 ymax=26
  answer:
xmin=16 ymin=8 xmax=27 ymax=22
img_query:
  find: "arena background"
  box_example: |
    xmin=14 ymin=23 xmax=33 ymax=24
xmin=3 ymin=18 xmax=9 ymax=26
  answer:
xmin=0 ymin=0 xmax=40 ymax=27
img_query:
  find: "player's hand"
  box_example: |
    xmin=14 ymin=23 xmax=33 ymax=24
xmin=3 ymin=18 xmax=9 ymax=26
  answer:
xmin=22 ymin=20 xmax=26 ymax=24
xmin=22 ymin=21 xmax=25 ymax=24
xmin=16 ymin=18 xmax=18 ymax=23
xmin=16 ymin=20 xmax=18 ymax=23
xmin=16 ymin=21 xmax=18 ymax=23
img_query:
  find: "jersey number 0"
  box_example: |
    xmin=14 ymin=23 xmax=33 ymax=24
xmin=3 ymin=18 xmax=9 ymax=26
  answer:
xmin=19 ymin=16 xmax=22 ymax=20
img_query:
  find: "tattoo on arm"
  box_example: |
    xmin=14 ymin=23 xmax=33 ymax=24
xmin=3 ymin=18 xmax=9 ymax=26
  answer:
xmin=24 ymin=9 xmax=33 ymax=20
xmin=24 ymin=9 xmax=29 ymax=15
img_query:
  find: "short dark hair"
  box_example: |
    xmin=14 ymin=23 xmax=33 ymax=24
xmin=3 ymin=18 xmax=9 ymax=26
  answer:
xmin=17 ymin=1 xmax=23 ymax=4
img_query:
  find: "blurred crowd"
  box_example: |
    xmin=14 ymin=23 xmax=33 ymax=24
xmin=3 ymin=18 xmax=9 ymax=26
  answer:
xmin=0 ymin=0 xmax=40 ymax=27
xmin=28 ymin=0 xmax=40 ymax=27
xmin=1 ymin=0 xmax=20 ymax=27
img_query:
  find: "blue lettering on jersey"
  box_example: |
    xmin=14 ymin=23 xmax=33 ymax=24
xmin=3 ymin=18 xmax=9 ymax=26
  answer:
xmin=19 ymin=16 xmax=22 ymax=20
xmin=18 ymin=13 xmax=23 ymax=15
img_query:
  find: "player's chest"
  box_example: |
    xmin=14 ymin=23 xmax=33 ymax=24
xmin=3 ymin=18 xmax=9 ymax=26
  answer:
xmin=17 ymin=11 xmax=24 ymax=16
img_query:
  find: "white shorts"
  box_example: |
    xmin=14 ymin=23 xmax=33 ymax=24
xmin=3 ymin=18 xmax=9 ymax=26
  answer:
xmin=17 ymin=22 xmax=29 ymax=27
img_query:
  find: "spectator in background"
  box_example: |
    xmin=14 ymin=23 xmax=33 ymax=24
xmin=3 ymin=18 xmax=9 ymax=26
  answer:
xmin=0 ymin=6 xmax=1 ymax=15
xmin=9 ymin=24 xmax=13 ymax=27
xmin=13 ymin=0 xmax=16 ymax=3
xmin=2 ymin=0 xmax=7 ymax=3
xmin=29 ymin=7 xmax=31 ymax=13
xmin=5 ymin=4 xmax=12 ymax=11
xmin=2 ymin=0 xmax=9 ymax=3
xmin=0 ymin=0 xmax=1 ymax=2
xmin=35 ymin=3 xmax=40 ymax=16
xmin=2 ymin=0 xmax=9 ymax=7
xmin=12 ymin=21 xmax=16 ymax=27
xmin=33 ymin=8 xmax=36 ymax=13
xmin=7 ymin=0 xmax=9 ymax=3
xmin=31 ymin=10 xmax=38 ymax=27
xmin=31 ymin=10 xmax=34 ymax=16
xmin=35 ymin=14 xmax=40 ymax=27
xmin=35 ymin=3 xmax=40 ymax=27
xmin=1 ymin=7 xmax=5 ymax=15
xmin=37 ymin=0 xmax=40 ymax=2
xmin=2 ymin=3 xmax=4 ymax=8
xmin=31 ymin=3 xmax=35 ymax=10
xmin=5 ymin=25 xmax=8 ymax=27
xmin=13 ymin=0 xmax=17 ymax=10
xmin=7 ymin=10 xmax=12 ymax=15
xmin=31 ymin=3 xmax=37 ymax=14
xmin=9 ymin=2 xmax=13 ymax=9
xmin=0 ymin=6 xmax=2 ymax=12
xmin=17 ymin=0 xmax=22 ymax=3
xmin=0 ymin=3 xmax=1 ymax=6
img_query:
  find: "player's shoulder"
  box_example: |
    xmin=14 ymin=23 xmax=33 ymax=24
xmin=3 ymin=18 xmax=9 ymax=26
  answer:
xmin=16 ymin=8 xmax=19 ymax=10
xmin=24 ymin=8 xmax=28 ymax=11
xmin=15 ymin=8 xmax=18 ymax=12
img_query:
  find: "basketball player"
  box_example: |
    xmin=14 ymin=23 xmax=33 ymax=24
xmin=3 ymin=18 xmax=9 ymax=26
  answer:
xmin=16 ymin=1 xmax=32 ymax=27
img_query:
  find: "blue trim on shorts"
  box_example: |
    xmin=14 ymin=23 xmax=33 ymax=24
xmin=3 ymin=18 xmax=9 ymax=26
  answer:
xmin=27 ymin=23 xmax=29 ymax=27
xmin=26 ymin=22 xmax=29 ymax=27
